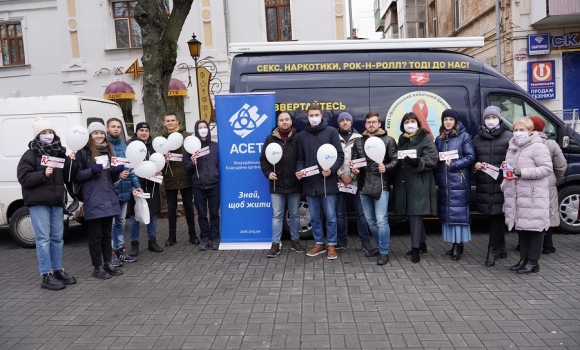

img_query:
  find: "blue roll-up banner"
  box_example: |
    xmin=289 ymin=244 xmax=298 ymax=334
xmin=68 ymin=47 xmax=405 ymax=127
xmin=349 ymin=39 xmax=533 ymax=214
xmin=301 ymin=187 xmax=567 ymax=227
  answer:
xmin=216 ymin=93 xmax=276 ymax=250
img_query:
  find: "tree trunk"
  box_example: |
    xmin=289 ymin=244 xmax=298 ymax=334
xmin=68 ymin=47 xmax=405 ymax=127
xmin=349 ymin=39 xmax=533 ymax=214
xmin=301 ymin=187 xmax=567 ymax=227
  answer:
xmin=135 ymin=0 xmax=194 ymax=137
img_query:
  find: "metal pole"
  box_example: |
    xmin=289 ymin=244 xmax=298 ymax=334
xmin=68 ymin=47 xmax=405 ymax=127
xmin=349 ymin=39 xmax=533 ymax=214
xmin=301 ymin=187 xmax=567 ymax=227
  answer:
xmin=348 ymin=0 xmax=354 ymax=39
xmin=495 ymin=0 xmax=502 ymax=73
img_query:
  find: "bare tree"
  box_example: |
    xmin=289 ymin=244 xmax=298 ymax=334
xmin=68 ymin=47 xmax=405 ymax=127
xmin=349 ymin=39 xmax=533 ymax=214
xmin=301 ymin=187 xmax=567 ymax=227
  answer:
xmin=134 ymin=0 xmax=194 ymax=136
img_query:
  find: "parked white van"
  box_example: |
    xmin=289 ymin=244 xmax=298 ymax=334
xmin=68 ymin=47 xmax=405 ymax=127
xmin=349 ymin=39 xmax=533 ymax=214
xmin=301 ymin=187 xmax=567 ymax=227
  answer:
xmin=0 ymin=96 xmax=128 ymax=248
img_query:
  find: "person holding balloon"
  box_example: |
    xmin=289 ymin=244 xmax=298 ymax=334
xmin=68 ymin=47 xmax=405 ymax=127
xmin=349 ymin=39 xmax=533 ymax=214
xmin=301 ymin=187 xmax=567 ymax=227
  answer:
xmin=75 ymin=122 xmax=126 ymax=279
xmin=296 ymin=103 xmax=344 ymax=260
xmin=259 ymin=112 xmax=304 ymax=257
xmin=184 ymin=120 xmax=221 ymax=251
xmin=17 ymin=117 xmax=78 ymax=290
xmin=106 ymin=118 xmax=141 ymax=266
xmin=434 ymin=109 xmax=476 ymax=262
xmin=161 ymin=112 xmax=198 ymax=247
xmin=126 ymin=122 xmax=164 ymax=254
xmin=392 ymin=112 xmax=438 ymax=264
xmin=351 ymin=112 xmax=398 ymax=265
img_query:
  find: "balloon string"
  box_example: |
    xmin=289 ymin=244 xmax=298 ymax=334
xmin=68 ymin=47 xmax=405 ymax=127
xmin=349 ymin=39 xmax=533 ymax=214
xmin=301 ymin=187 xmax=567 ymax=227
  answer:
xmin=324 ymin=176 xmax=326 ymax=198
xmin=273 ymin=164 xmax=276 ymax=192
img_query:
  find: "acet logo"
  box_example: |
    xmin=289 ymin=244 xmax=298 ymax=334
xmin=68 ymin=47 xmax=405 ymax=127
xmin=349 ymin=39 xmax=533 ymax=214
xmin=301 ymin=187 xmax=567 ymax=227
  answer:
xmin=229 ymin=103 xmax=268 ymax=138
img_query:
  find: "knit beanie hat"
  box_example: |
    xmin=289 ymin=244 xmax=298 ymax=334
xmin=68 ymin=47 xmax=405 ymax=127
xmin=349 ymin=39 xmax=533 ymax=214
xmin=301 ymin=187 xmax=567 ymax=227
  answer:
xmin=482 ymin=105 xmax=502 ymax=119
xmin=87 ymin=122 xmax=106 ymax=135
xmin=529 ymin=116 xmax=546 ymax=132
xmin=337 ymin=112 xmax=353 ymax=123
xmin=441 ymin=109 xmax=459 ymax=122
xmin=134 ymin=122 xmax=150 ymax=132
xmin=32 ymin=117 xmax=55 ymax=137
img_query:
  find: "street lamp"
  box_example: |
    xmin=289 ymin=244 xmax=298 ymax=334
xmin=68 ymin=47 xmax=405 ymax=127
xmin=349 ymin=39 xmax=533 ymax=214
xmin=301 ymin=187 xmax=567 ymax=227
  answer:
xmin=187 ymin=33 xmax=202 ymax=64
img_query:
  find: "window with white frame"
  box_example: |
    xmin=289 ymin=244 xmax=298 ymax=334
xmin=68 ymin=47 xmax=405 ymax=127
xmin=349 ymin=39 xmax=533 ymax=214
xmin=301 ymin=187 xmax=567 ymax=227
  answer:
xmin=0 ymin=22 xmax=25 ymax=66
xmin=265 ymin=0 xmax=292 ymax=42
xmin=430 ymin=3 xmax=437 ymax=37
xmin=454 ymin=0 xmax=461 ymax=30
xmin=112 ymin=0 xmax=170 ymax=49
xmin=405 ymin=0 xmax=427 ymax=38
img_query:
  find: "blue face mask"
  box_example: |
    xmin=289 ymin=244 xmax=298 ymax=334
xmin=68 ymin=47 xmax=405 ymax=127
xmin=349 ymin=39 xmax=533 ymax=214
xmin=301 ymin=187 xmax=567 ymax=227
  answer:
xmin=39 ymin=133 xmax=54 ymax=144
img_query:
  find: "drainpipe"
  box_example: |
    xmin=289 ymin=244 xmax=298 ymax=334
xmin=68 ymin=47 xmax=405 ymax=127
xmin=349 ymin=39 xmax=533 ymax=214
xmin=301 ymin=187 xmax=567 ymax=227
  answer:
xmin=223 ymin=0 xmax=230 ymax=54
xmin=348 ymin=0 xmax=354 ymax=39
xmin=495 ymin=0 xmax=502 ymax=73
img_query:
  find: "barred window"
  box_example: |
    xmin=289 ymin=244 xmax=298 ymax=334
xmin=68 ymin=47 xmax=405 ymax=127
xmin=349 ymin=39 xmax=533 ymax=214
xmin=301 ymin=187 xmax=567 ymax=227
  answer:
xmin=1 ymin=23 xmax=25 ymax=66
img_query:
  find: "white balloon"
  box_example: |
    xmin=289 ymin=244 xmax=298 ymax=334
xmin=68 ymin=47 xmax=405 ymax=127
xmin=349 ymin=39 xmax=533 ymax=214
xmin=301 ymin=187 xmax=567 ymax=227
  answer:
xmin=66 ymin=125 xmax=89 ymax=151
xmin=265 ymin=143 xmax=283 ymax=165
xmin=152 ymin=136 xmax=169 ymax=155
xmin=133 ymin=161 xmax=157 ymax=179
xmin=149 ymin=152 xmax=166 ymax=172
xmin=126 ymin=141 xmax=147 ymax=168
xmin=364 ymin=137 xmax=386 ymax=164
xmin=167 ymin=132 xmax=184 ymax=151
xmin=317 ymin=144 xmax=338 ymax=170
xmin=183 ymin=135 xmax=202 ymax=154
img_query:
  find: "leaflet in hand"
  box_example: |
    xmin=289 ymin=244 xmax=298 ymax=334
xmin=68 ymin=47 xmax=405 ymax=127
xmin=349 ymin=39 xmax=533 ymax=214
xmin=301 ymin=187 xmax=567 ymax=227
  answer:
xmin=302 ymin=165 xmax=320 ymax=177
xmin=167 ymin=153 xmax=183 ymax=162
xmin=111 ymin=157 xmax=131 ymax=167
xmin=94 ymin=155 xmax=110 ymax=169
xmin=133 ymin=190 xmax=150 ymax=198
xmin=349 ymin=158 xmax=367 ymax=168
xmin=397 ymin=149 xmax=417 ymax=159
xmin=40 ymin=155 xmax=65 ymax=168
xmin=147 ymin=174 xmax=163 ymax=184
xmin=501 ymin=162 xmax=517 ymax=180
xmin=338 ymin=182 xmax=357 ymax=194
xmin=439 ymin=150 xmax=459 ymax=161
xmin=480 ymin=162 xmax=500 ymax=180
xmin=197 ymin=146 xmax=210 ymax=158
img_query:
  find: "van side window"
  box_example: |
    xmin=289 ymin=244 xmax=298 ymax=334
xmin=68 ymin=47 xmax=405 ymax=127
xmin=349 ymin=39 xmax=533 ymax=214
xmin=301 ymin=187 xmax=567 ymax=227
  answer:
xmin=488 ymin=94 xmax=557 ymax=140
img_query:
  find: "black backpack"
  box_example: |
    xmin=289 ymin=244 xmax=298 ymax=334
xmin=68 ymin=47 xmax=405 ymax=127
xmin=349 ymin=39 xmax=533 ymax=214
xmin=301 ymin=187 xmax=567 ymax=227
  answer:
xmin=68 ymin=148 xmax=87 ymax=202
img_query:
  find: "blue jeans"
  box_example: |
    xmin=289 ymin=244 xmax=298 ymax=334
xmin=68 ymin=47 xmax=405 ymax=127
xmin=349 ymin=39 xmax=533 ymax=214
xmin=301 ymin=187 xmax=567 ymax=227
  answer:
xmin=30 ymin=205 xmax=64 ymax=274
xmin=337 ymin=190 xmax=371 ymax=244
xmin=193 ymin=186 xmax=220 ymax=240
xmin=111 ymin=200 xmax=128 ymax=250
xmin=306 ymin=194 xmax=337 ymax=246
xmin=129 ymin=214 xmax=158 ymax=241
xmin=360 ymin=191 xmax=391 ymax=254
xmin=271 ymin=193 xmax=301 ymax=243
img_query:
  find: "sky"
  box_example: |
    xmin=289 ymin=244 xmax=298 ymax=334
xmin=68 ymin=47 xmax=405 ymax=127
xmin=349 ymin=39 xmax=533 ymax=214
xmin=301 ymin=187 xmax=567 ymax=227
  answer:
xmin=350 ymin=0 xmax=383 ymax=39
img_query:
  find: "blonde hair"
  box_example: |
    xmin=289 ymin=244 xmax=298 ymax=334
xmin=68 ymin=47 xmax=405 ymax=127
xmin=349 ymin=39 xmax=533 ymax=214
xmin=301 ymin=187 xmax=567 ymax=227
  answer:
xmin=513 ymin=117 xmax=534 ymax=131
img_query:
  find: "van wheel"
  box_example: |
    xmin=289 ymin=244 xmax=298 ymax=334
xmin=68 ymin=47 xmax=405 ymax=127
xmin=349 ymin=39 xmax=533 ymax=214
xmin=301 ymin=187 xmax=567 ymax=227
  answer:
xmin=9 ymin=207 xmax=36 ymax=248
xmin=559 ymin=185 xmax=580 ymax=233
xmin=284 ymin=200 xmax=313 ymax=240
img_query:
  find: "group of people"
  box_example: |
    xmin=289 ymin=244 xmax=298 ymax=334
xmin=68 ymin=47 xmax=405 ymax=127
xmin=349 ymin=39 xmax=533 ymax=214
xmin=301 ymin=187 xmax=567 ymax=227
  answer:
xmin=18 ymin=113 xmax=220 ymax=289
xmin=260 ymin=104 xmax=566 ymax=275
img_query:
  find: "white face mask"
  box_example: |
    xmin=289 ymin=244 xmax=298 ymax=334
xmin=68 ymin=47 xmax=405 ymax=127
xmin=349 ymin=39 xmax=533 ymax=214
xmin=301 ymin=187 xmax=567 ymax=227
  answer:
xmin=39 ymin=133 xmax=54 ymax=144
xmin=308 ymin=117 xmax=322 ymax=126
xmin=404 ymin=122 xmax=418 ymax=133
xmin=485 ymin=118 xmax=500 ymax=129
xmin=198 ymin=128 xmax=209 ymax=138
xmin=513 ymin=131 xmax=529 ymax=143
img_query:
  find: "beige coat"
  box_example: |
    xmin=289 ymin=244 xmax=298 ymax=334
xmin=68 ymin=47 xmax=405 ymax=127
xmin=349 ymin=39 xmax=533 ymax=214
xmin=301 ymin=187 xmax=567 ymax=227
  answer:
xmin=538 ymin=132 xmax=568 ymax=227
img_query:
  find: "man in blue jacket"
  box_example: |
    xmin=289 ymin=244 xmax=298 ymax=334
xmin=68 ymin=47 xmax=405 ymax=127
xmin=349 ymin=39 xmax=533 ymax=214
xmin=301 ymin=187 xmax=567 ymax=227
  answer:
xmin=107 ymin=118 xmax=141 ymax=265
xmin=184 ymin=120 xmax=220 ymax=251
xmin=296 ymin=104 xmax=344 ymax=259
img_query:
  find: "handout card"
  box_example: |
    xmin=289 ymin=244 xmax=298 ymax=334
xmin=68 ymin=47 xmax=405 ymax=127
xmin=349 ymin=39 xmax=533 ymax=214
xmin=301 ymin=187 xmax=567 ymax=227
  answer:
xmin=167 ymin=153 xmax=183 ymax=162
xmin=40 ymin=155 xmax=65 ymax=168
xmin=439 ymin=150 xmax=459 ymax=161
xmin=397 ymin=149 xmax=417 ymax=159
xmin=302 ymin=165 xmax=320 ymax=177
xmin=349 ymin=158 xmax=367 ymax=168
xmin=94 ymin=155 xmax=110 ymax=169
xmin=338 ymin=183 xmax=357 ymax=194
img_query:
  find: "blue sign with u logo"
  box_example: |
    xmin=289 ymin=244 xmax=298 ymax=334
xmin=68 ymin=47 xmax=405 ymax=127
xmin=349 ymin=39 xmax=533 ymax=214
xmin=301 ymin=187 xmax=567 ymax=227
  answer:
xmin=216 ymin=93 xmax=276 ymax=249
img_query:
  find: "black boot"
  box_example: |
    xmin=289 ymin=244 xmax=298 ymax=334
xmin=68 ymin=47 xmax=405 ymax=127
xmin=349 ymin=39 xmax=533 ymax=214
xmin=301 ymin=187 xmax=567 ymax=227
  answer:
xmin=189 ymin=235 xmax=200 ymax=245
xmin=129 ymin=241 xmax=139 ymax=256
xmin=446 ymin=243 xmax=463 ymax=256
xmin=411 ymin=247 xmax=420 ymax=263
xmin=485 ymin=246 xmax=498 ymax=267
xmin=92 ymin=266 xmax=111 ymax=280
xmin=103 ymin=262 xmax=123 ymax=276
xmin=148 ymin=238 xmax=164 ymax=252
xmin=41 ymin=273 xmax=66 ymax=290
xmin=406 ymin=241 xmax=427 ymax=255
xmin=53 ymin=269 xmax=77 ymax=285
xmin=165 ymin=234 xmax=176 ymax=247
xmin=510 ymin=258 xmax=527 ymax=271
xmin=451 ymin=243 xmax=462 ymax=261
xmin=516 ymin=260 xmax=540 ymax=274
xmin=497 ymin=242 xmax=507 ymax=259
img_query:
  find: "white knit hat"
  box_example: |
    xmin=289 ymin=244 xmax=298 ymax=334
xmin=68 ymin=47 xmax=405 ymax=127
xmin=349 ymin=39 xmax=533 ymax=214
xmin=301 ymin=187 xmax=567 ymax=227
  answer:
xmin=32 ymin=117 xmax=55 ymax=137
xmin=87 ymin=122 xmax=106 ymax=135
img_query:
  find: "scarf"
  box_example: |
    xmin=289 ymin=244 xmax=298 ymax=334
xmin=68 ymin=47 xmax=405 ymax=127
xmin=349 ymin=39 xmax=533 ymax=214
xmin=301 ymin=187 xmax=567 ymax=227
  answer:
xmin=28 ymin=138 xmax=66 ymax=157
xmin=95 ymin=141 xmax=108 ymax=149
xmin=279 ymin=129 xmax=290 ymax=142
xmin=402 ymin=129 xmax=418 ymax=138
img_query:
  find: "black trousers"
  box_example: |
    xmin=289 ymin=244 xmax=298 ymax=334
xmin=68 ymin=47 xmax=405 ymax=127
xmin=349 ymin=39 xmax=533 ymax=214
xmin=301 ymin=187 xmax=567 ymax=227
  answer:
xmin=87 ymin=216 xmax=114 ymax=267
xmin=518 ymin=231 xmax=544 ymax=261
xmin=165 ymin=188 xmax=196 ymax=238
xmin=488 ymin=214 xmax=506 ymax=247
xmin=543 ymin=227 xmax=554 ymax=248
xmin=409 ymin=216 xmax=427 ymax=248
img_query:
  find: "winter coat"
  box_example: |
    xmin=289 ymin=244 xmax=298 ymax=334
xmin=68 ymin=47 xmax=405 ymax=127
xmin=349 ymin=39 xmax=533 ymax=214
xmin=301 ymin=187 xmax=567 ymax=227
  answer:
xmin=501 ymin=132 xmax=553 ymax=232
xmin=296 ymin=120 xmax=344 ymax=196
xmin=259 ymin=127 xmax=302 ymax=194
xmin=17 ymin=138 xmax=77 ymax=207
xmin=392 ymin=128 xmax=438 ymax=216
xmin=162 ymin=128 xmax=192 ymax=190
xmin=351 ymin=129 xmax=398 ymax=199
xmin=184 ymin=120 xmax=219 ymax=189
xmin=127 ymin=135 xmax=161 ymax=216
xmin=337 ymin=128 xmax=362 ymax=183
xmin=472 ymin=122 xmax=512 ymax=215
xmin=434 ymin=122 xmax=476 ymax=225
xmin=75 ymin=146 xmax=121 ymax=221
xmin=538 ymin=132 xmax=567 ymax=227
xmin=107 ymin=135 xmax=141 ymax=202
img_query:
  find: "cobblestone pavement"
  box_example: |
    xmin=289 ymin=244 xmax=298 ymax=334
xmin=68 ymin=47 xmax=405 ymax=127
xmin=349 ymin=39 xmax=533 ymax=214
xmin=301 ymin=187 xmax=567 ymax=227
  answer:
xmin=0 ymin=217 xmax=579 ymax=350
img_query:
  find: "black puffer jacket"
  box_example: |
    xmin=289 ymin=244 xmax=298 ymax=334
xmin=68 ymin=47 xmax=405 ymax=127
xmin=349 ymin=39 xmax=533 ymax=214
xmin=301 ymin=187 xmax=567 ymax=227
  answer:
xmin=260 ymin=127 xmax=302 ymax=194
xmin=352 ymin=129 xmax=398 ymax=197
xmin=127 ymin=135 xmax=161 ymax=216
xmin=184 ymin=120 xmax=220 ymax=189
xmin=472 ymin=121 xmax=512 ymax=215
xmin=17 ymin=138 xmax=77 ymax=207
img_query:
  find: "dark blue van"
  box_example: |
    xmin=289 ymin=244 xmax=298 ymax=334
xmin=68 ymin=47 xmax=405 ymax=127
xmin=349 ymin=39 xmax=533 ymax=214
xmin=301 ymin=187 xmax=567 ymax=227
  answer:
xmin=229 ymin=39 xmax=580 ymax=235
